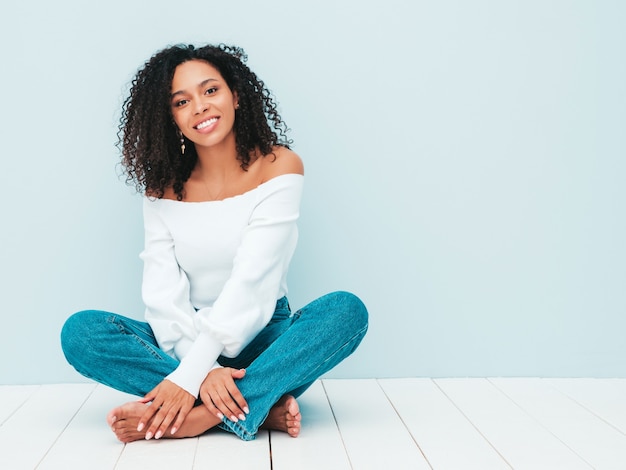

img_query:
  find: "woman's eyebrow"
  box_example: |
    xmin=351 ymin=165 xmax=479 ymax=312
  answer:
xmin=170 ymin=78 xmax=219 ymax=99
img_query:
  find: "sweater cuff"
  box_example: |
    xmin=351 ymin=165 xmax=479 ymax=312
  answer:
xmin=165 ymin=332 xmax=224 ymax=398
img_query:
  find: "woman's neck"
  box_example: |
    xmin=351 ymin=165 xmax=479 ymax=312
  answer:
xmin=194 ymin=132 xmax=240 ymax=180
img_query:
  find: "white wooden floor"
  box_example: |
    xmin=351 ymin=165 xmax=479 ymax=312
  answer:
xmin=2 ymin=378 xmax=626 ymax=469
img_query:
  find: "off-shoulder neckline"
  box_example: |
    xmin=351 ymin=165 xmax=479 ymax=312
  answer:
xmin=147 ymin=173 xmax=303 ymax=205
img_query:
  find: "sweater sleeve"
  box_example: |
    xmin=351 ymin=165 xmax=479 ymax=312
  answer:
xmin=153 ymin=175 xmax=303 ymax=397
xmin=140 ymin=200 xmax=203 ymax=361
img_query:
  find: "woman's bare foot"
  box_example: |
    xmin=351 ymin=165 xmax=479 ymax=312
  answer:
xmin=107 ymin=401 xmax=155 ymax=443
xmin=261 ymin=395 xmax=302 ymax=437
xmin=106 ymin=401 xmax=220 ymax=443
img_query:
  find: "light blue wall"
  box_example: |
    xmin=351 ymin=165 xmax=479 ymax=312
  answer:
xmin=1 ymin=0 xmax=624 ymax=384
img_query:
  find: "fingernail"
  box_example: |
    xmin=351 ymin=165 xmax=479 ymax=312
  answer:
xmin=171 ymin=427 xmax=178 ymax=435
xmin=238 ymin=414 xmax=246 ymax=421
xmin=145 ymin=431 xmax=153 ymax=440
xmin=217 ymin=412 xmax=224 ymax=420
xmin=155 ymin=431 xmax=162 ymax=440
xmin=231 ymin=415 xmax=239 ymax=423
xmin=244 ymin=406 xmax=250 ymax=414
xmin=137 ymin=423 xmax=144 ymax=432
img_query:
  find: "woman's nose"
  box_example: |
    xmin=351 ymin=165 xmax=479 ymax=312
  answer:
xmin=194 ymin=98 xmax=209 ymax=114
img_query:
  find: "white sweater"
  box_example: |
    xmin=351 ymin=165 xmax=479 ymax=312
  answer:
xmin=140 ymin=173 xmax=303 ymax=397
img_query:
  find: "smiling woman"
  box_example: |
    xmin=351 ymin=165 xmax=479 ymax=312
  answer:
xmin=59 ymin=43 xmax=368 ymax=444
xmin=117 ymin=44 xmax=292 ymax=202
xmin=170 ymin=62 xmax=239 ymax=145
xmin=166 ymin=60 xmax=291 ymax=202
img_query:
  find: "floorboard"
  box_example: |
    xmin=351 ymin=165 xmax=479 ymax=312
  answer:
xmin=323 ymin=379 xmax=430 ymax=470
xmin=115 ymin=435 xmax=199 ymax=470
xmin=271 ymin=381 xmax=351 ymax=470
xmin=546 ymin=378 xmax=626 ymax=435
xmin=435 ymin=378 xmax=591 ymax=470
xmin=0 ymin=383 xmax=95 ymax=470
xmin=0 ymin=385 xmax=40 ymax=426
xmin=37 ymin=386 xmax=134 ymax=470
xmin=194 ymin=429 xmax=270 ymax=469
xmin=491 ymin=378 xmax=626 ymax=470
xmin=380 ymin=378 xmax=510 ymax=469
xmin=2 ymin=379 xmax=626 ymax=469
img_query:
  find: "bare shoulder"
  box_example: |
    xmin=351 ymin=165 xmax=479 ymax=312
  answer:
xmin=260 ymin=146 xmax=304 ymax=181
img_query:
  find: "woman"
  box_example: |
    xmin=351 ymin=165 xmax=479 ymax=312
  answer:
xmin=60 ymin=43 xmax=368 ymax=443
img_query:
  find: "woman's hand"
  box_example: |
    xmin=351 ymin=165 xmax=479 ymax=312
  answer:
xmin=200 ymin=368 xmax=249 ymax=422
xmin=137 ymin=379 xmax=195 ymax=439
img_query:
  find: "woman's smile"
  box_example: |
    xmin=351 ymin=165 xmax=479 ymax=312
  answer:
xmin=194 ymin=117 xmax=219 ymax=131
xmin=194 ymin=116 xmax=220 ymax=132
xmin=170 ymin=60 xmax=238 ymax=149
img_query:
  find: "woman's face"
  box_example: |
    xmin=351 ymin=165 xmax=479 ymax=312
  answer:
xmin=170 ymin=60 xmax=238 ymax=150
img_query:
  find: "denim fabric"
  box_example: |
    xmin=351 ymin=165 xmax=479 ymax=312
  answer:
xmin=61 ymin=291 xmax=368 ymax=441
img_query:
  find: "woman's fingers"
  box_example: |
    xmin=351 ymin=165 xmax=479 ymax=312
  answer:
xmin=170 ymin=400 xmax=193 ymax=435
xmin=225 ymin=381 xmax=249 ymax=416
xmin=210 ymin=384 xmax=247 ymax=421
xmin=137 ymin=380 xmax=194 ymax=439
xmin=137 ymin=400 xmax=160 ymax=433
xmin=137 ymin=384 xmax=161 ymax=432
xmin=199 ymin=368 xmax=249 ymax=422
xmin=201 ymin=383 xmax=237 ymax=421
xmin=143 ymin=397 xmax=193 ymax=439
xmin=212 ymin=386 xmax=240 ymax=421
xmin=202 ymin=394 xmax=224 ymax=420
xmin=152 ymin=404 xmax=183 ymax=439
xmin=230 ymin=368 xmax=246 ymax=380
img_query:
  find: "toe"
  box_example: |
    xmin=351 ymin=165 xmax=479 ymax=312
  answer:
xmin=106 ymin=409 xmax=118 ymax=426
xmin=286 ymin=397 xmax=300 ymax=416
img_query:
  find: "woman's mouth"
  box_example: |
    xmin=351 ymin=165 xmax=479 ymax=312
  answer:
xmin=195 ymin=117 xmax=219 ymax=130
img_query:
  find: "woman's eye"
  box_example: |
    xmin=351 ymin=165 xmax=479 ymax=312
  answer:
xmin=173 ymin=99 xmax=188 ymax=108
xmin=205 ymin=87 xmax=218 ymax=95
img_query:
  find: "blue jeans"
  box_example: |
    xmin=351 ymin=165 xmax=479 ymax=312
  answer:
xmin=60 ymin=291 xmax=368 ymax=441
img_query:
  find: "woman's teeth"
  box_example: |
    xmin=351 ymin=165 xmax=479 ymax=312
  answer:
xmin=196 ymin=118 xmax=218 ymax=129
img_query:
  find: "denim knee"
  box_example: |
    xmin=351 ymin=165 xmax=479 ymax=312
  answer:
xmin=60 ymin=310 xmax=106 ymax=366
xmin=327 ymin=290 xmax=369 ymax=332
